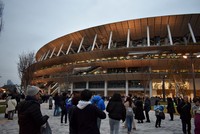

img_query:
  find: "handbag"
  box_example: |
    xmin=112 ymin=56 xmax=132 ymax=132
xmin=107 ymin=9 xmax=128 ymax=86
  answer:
xmin=159 ymin=112 xmax=165 ymax=120
xmin=40 ymin=121 xmax=52 ymax=134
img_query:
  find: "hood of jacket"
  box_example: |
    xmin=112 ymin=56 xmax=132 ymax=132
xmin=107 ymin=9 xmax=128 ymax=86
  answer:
xmin=77 ymin=100 xmax=91 ymax=110
xmin=91 ymin=95 xmax=101 ymax=103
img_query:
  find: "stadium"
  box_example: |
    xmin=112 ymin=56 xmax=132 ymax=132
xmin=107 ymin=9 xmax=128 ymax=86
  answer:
xmin=29 ymin=13 xmax=200 ymax=98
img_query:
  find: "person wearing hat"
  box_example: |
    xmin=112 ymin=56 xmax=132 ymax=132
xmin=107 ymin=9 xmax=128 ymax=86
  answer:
xmin=17 ymin=85 xmax=49 ymax=134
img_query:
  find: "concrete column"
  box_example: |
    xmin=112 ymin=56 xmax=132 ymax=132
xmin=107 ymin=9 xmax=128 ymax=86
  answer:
xmin=125 ymin=80 xmax=128 ymax=96
xmin=70 ymin=83 xmax=73 ymax=94
xmin=149 ymin=80 xmax=152 ymax=97
xmin=149 ymin=67 xmax=152 ymax=97
xmin=104 ymin=81 xmax=108 ymax=97
xmin=86 ymin=81 xmax=89 ymax=89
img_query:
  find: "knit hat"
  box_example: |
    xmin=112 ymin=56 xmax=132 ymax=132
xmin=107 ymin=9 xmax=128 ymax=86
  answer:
xmin=26 ymin=85 xmax=40 ymax=96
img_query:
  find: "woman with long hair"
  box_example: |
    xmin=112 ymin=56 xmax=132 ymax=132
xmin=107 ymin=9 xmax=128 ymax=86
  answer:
xmin=106 ymin=93 xmax=126 ymax=134
xmin=124 ymin=97 xmax=136 ymax=134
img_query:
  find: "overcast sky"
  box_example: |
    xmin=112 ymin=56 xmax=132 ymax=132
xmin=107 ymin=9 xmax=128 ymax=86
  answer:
xmin=0 ymin=0 xmax=200 ymax=86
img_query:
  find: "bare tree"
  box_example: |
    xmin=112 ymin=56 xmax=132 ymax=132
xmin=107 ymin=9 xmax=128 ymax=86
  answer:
xmin=0 ymin=0 xmax=4 ymax=33
xmin=17 ymin=51 xmax=35 ymax=89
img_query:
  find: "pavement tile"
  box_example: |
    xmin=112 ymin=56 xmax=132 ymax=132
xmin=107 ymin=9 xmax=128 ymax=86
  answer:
xmin=0 ymin=102 xmax=195 ymax=134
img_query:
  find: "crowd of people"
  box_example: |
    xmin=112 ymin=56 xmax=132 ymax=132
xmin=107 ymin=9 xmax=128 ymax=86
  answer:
xmin=0 ymin=86 xmax=200 ymax=134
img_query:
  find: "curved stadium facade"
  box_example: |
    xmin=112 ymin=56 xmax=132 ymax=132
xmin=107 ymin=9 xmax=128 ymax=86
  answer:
xmin=30 ymin=13 xmax=200 ymax=98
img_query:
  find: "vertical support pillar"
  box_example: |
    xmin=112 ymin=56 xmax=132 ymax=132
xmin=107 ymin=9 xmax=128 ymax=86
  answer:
xmin=57 ymin=44 xmax=63 ymax=56
xmin=147 ymin=26 xmax=150 ymax=46
xmin=188 ymin=23 xmax=197 ymax=43
xmin=126 ymin=29 xmax=130 ymax=48
xmin=149 ymin=67 xmax=152 ymax=97
xmin=44 ymin=50 xmax=50 ymax=60
xmin=40 ymin=53 xmax=46 ymax=61
xmin=108 ymin=31 xmax=113 ymax=49
xmin=86 ymin=81 xmax=89 ymax=89
xmin=70 ymin=83 xmax=73 ymax=94
xmin=66 ymin=41 xmax=73 ymax=54
xmin=149 ymin=80 xmax=152 ymax=97
xmin=167 ymin=24 xmax=173 ymax=45
xmin=125 ymin=80 xmax=128 ymax=96
xmin=91 ymin=34 xmax=97 ymax=51
xmin=104 ymin=81 xmax=108 ymax=97
xmin=49 ymin=47 xmax=56 ymax=58
xmin=77 ymin=37 xmax=84 ymax=53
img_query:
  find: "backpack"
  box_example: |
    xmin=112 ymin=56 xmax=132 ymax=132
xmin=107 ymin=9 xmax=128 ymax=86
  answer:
xmin=65 ymin=98 xmax=72 ymax=111
xmin=126 ymin=107 xmax=134 ymax=116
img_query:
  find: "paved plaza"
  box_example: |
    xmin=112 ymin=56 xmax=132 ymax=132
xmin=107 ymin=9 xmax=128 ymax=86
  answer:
xmin=0 ymin=102 xmax=195 ymax=134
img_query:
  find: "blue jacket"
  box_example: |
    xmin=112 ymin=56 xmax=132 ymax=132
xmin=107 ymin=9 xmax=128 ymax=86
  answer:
xmin=91 ymin=95 xmax=105 ymax=111
xmin=154 ymin=105 xmax=164 ymax=112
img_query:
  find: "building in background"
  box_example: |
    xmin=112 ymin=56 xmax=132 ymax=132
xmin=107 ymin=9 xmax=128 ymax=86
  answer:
xmin=28 ymin=13 xmax=200 ymax=99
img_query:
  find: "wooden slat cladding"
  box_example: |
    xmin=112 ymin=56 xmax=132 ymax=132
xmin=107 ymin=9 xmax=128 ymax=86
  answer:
xmin=36 ymin=14 xmax=200 ymax=60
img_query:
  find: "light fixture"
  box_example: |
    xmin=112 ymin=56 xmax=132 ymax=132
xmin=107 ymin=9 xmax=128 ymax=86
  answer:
xmin=128 ymin=50 xmax=160 ymax=55
xmin=183 ymin=55 xmax=187 ymax=59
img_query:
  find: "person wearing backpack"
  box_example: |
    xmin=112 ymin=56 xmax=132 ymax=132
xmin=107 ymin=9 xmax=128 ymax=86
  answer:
xmin=124 ymin=97 xmax=135 ymax=134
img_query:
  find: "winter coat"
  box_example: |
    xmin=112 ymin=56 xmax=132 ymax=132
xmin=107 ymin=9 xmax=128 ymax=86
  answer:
xmin=144 ymin=98 xmax=151 ymax=112
xmin=177 ymin=101 xmax=191 ymax=121
xmin=53 ymin=95 xmax=61 ymax=106
xmin=17 ymin=96 xmax=49 ymax=134
xmin=154 ymin=105 xmax=164 ymax=116
xmin=106 ymin=100 xmax=126 ymax=121
xmin=135 ymin=100 xmax=145 ymax=120
xmin=167 ymin=101 xmax=175 ymax=113
xmin=70 ymin=101 xmax=106 ymax=134
xmin=91 ymin=95 xmax=106 ymax=111
xmin=7 ymin=99 xmax=17 ymax=112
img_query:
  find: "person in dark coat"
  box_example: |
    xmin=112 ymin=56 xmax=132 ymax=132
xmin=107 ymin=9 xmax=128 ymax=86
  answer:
xmin=166 ymin=97 xmax=175 ymax=121
xmin=70 ymin=89 xmax=106 ymax=134
xmin=106 ymin=93 xmax=126 ymax=134
xmin=135 ymin=97 xmax=145 ymax=123
xmin=60 ymin=92 xmax=68 ymax=124
xmin=177 ymin=96 xmax=192 ymax=134
xmin=17 ymin=85 xmax=49 ymax=134
xmin=192 ymin=97 xmax=200 ymax=134
xmin=68 ymin=94 xmax=80 ymax=134
xmin=144 ymin=95 xmax=151 ymax=122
